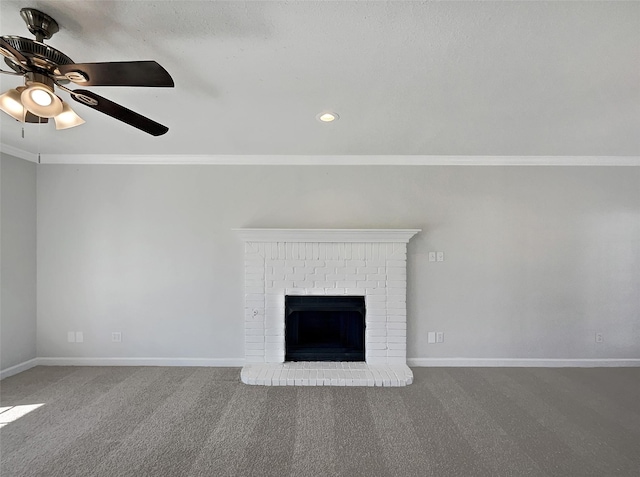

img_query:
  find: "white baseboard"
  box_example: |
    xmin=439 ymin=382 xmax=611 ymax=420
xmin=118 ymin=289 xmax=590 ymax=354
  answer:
xmin=37 ymin=357 xmax=246 ymax=367
xmin=0 ymin=358 xmax=39 ymax=380
xmin=4 ymin=357 xmax=638 ymax=379
xmin=407 ymin=358 xmax=640 ymax=367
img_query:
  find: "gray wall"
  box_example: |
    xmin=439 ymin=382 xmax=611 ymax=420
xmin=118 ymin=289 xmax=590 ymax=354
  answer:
xmin=1 ymin=153 xmax=37 ymax=371
xmin=35 ymin=165 xmax=640 ymax=362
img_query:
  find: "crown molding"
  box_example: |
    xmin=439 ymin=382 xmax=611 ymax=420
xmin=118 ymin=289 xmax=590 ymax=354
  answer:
xmin=1 ymin=146 xmax=639 ymax=166
xmin=0 ymin=144 xmax=38 ymax=163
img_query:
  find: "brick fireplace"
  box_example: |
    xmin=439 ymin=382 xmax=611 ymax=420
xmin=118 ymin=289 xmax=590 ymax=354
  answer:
xmin=235 ymin=229 xmax=420 ymax=386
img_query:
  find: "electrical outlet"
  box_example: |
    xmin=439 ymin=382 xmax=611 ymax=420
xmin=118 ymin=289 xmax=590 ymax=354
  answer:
xmin=436 ymin=252 xmax=444 ymax=262
xmin=112 ymin=332 xmax=122 ymax=342
xmin=75 ymin=331 xmax=83 ymax=343
xmin=428 ymin=252 xmax=436 ymax=262
xmin=595 ymin=333 xmax=604 ymax=343
xmin=436 ymin=332 xmax=444 ymax=343
xmin=428 ymin=332 xmax=436 ymax=344
xmin=67 ymin=331 xmax=76 ymax=343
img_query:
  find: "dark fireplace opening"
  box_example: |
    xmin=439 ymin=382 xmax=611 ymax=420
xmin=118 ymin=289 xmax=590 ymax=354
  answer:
xmin=285 ymin=295 xmax=365 ymax=361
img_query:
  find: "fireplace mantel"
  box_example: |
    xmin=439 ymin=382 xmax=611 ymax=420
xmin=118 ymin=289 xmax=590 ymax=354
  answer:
xmin=234 ymin=228 xmax=421 ymax=243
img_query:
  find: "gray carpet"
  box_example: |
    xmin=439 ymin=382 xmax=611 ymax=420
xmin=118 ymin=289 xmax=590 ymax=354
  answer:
xmin=1 ymin=366 xmax=639 ymax=477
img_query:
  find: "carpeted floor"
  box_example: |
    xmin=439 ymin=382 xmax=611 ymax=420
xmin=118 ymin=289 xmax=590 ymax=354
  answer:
xmin=1 ymin=366 xmax=639 ymax=476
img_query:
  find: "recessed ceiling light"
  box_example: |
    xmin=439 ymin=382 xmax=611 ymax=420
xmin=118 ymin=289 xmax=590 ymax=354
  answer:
xmin=317 ymin=112 xmax=339 ymax=122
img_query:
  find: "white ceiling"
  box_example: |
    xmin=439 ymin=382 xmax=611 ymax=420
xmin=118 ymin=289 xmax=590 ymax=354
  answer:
xmin=1 ymin=0 xmax=639 ymax=161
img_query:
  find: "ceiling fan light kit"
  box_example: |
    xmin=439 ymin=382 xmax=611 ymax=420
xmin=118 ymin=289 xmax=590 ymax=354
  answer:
xmin=0 ymin=7 xmax=174 ymax=135
xmin=0 ymin=86 xmax=26 ymax=121
xmin=54 ymin=101 xmax=85 ymax=130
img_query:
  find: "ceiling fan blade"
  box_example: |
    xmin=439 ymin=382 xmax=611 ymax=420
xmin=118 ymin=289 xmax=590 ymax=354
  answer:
xmin=58 ymin=61 xmax=174 ymax=87
xmin=0 ymin=36 xmax=30 ymax=66
xmin=69 ymin=89 xmax=168 ymax=136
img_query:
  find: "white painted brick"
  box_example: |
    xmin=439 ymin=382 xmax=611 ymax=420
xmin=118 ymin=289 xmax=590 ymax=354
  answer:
xmin=386 ymin=268 xmax=406 ymax=279
xmin=366 ymin=295 xmax=386 ymax=303
xmin=387 ymin=280 xmax=407 ymax=288
xmin=246 ymin=349 xmax=265 ymax=356
xmin=265 ymin=295 xmax=284 ymax=306
xmin=368 ymin=342 xmax=388 ymax=350
xmin=388 ymin=342 xmax=406 ymax=350
xmin=345 ymin=288 xmax=366 ymax=295
xmin=272 ymin=281 xmax=295 ymax=288
xmin=246 ymin=356 xmax=265 ymax=363
xmin=246 ymin=328 xmax=264 ymax=336
xmin=386 ymin=260 xmax=406 ymax=267
xmin=245 ymin=280 xmax=265 ymax=288
xmin=265 ymin=335 xmax=282 ymax=343
xmin=314 ymin=267 xmax=335 ymax=274
xmin=285 ymin=260 xmax=305 ymax=267
xmin=388 ymin=314 xmax=407 ymax=322
xmin=387 ymin=322 xmax=407 ymax=329
xmin=327 ymin=288 xmax=346 ymax=294
xmin=366 ymin=328 xmax=387 ymax=337
xmin=246 ymin=341 xmax=265 ymax=350
xmin=245 ymin=266 xmax=265 ymax=274
xmin=367 ymin=336 xmax=387 ymax=343
xmin=245 ymin=322 xmax=265 ymax=329
xmin=387 ymin=349 xmax=406 ymax=357
xmin=269 ymin=259 xmax=286 ymax=267
xmin=245 ymin=273 xmax=263 ymax=281
xmin=245 ymin=335 xmax=264 ymax=343
xmin=245 ymin=293 xmax=265 ymax=302
xmin=265 ymin=327 xmax=284 ymax=336
xmin=306 ymin=289 xmax=327 ymax=295
xmin=386 ymin=294 xmax=406 ymax=303
xmin=326 ymin=274 xmax=346 ymax=281
xmin=285 ymin=288 xmax=307 ymax=295
xmin=356 ymin=281 xmax=378 ymax=288
xmin=366 ymin=274 xmax=386 ymax=281
xmin=366 ymin=314 xmax=387 ymax=322
xmin=388 ymin=329 xmax=406 ymax=337
xmin=367 ymin=322 xmax=386 ymax=329
xmin=387 ymin=335 xmax=406 ymax=343
xmin=367 ymin=349 xmax=387 ymax=357
xmin=336 ymin=281 xmax=357 ymax=288
xmin=366 ymin=302 xmax=386 ymax=311
xmin=357 ymin=267 xmax=378 ymax=274
xmin=294 ymin=281 xmax=315 ymax=288
xmin=365 ymin=260 xmax=386 ymax=268
xmin=314 ymin=281 xmax=336 ymax=288
xmin=325 ymin=260 xmax=345 ymax=268
xmin=265 ymin=343 xmax=281 ymax=354
xmin=386 ymin=287 xmax=406 ymax=296
xmin=294 ymin=266 xmax=316 ymax=274
xmin=365 ymin=288 xmax=386 ymax=295
xmin=305 ymin=260 xmax=325 ymax=267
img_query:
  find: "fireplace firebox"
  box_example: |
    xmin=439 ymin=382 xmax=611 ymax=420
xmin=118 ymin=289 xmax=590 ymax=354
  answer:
xmin=285 ymin=295 xmax=365 ymax=362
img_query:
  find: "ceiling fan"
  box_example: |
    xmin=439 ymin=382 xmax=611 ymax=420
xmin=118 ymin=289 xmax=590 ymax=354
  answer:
xmin=0 ymin=8 xmax=174 ymax=136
